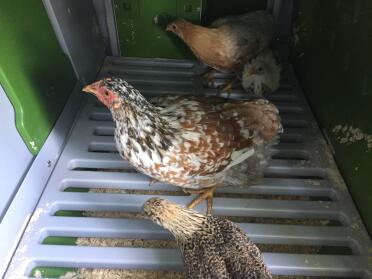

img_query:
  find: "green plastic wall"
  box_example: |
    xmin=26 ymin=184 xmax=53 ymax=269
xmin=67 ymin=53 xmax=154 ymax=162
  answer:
xmin=203 ymin=0 xmax=267 ymax=25
xmin=291 ymin=0 xmax=372 ymax=236
xmin=0 ymin=0 xmax=76 ymax=154
xmin=114 ymin=0 xmax=267 ymax=58
xmin=115 ymin=0 xmax=202 ymax=59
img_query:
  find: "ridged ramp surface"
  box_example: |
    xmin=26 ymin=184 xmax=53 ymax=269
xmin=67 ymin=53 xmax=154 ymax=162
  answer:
xmin=6 ymin=57 xmax=372 ymax=278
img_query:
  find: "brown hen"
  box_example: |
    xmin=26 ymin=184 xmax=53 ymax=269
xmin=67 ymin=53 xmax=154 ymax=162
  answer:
xmin=165 ymin=11 xmax=274 ymax=90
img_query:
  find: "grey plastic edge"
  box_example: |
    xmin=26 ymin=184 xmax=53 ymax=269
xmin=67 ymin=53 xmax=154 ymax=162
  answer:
xmin=0 ymin=81 xmax=83 ymax=277
xmin=268 ymin=0 xmax=293 ymax=60
xmin=42 ymin=0 xmax=106 ymax=83
xmin=267 ymin=0 xmax=279 ymax=20
xmin=276 ymin=0 xmax=294 ymax=39
xmin=104 ymin=0 xmax=121 ymax=56
xmin=92 ymin=0 xmax=112 ymax=56
xmin=272 ymin=0 xmax=283 ymax=24
xmin=0 ymin=85 xmax=33 ymax=222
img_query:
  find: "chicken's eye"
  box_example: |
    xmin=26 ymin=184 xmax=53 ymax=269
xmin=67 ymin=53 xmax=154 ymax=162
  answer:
xmin=104 ymin=90 xmax=110 ymax=96
xmin=152 ymin=200 xmax=162 ymax=207
xmin=172 ymin=24 xmax=177 ymax=30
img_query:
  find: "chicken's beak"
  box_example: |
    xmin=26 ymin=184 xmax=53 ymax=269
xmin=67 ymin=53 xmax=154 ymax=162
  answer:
xmin=82 ymin=81 xmax=100 ymax=95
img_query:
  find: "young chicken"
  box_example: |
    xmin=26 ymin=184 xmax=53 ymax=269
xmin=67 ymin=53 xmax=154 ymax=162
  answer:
xmin=143 ymin=197 xmax=273 ymax=279
xmin=165 ymin=11 xmax=274 ymax=90
xmin=83 ymin=77 xmax=282 ymax=214
xmin=242 ymin=48 xmax=281 ymax=96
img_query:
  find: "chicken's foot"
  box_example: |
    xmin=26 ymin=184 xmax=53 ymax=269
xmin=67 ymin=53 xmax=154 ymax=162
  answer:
xmin=218 ymin=78 xmax=238 ymax=98
xmin=202 ymin=69 xmax=215 ymax=87
xmin=185 ymin=187 xmax=215 ymax=215
xmin=149 ymin=178 xmax=159 ymax=187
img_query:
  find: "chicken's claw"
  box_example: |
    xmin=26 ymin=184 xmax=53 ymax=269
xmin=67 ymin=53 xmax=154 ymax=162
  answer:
xmin=149 ymin=178 xmax=159 ymax=187
xmin=218 ymin=80 xmax=234 ymax=98
xmin=186 ymin=187 xmax=215 ymax=215
xmin=202 ymin=70 xmax=215 ymax=87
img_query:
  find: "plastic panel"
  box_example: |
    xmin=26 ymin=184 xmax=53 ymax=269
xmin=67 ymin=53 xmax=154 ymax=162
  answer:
xmin=0 ymin=82 xmax=83 ymax=277
xmin=203 ymin=0 xmax=267 ymax=25
xmin=5 ymin=57 xmax=371 ymax=278
xmin=0 ymin=86 xmax=33 ymax=222
xmin=292 ymin=0 xmax=372 ymax=236
xmin=0 ymin=0 xmax=76 ymax=154
xmin=114 ymin=0 xmax=202 ymax=58
xmin=43 ymin=0 xmax=106 ymax=83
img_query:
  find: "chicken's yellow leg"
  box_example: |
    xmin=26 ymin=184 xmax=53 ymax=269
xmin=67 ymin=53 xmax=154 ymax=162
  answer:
xmin=185 ymin=187 xmax=215 ymax=215
xmin=149 ymin=178 xmax=159 ymax=187
xmin=218 ymin=78 xmax=238 ymax=98
xmin=202 ymin=69 xmax=215 ymax=87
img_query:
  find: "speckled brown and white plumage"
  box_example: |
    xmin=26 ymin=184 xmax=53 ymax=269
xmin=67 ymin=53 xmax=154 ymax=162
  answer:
xmin=84 ymin=77 xmax=282 ymax=190
xmin=143 ymin=198 xmax=273 ymax=279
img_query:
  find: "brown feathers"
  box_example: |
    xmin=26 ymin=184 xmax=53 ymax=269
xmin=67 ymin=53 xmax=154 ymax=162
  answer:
xmin=222 ymin=99 xmax=282 ymax=143
xmin=167 ymin=20 xmax=245 ymax=72
xmin=166 ymin=11 xmax=274 ymax=73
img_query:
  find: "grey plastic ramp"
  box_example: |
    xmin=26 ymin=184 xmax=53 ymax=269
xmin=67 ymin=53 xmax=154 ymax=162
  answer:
xmin=6 ymin=57 xmax=372 ymax=278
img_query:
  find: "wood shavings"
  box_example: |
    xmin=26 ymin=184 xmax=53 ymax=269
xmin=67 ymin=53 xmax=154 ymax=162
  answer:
xmin=59 ymin=269 xmax=185 ymax=279
xmin=76 ymin=238 xmax=176 ymax=249
xmin=58 ymin=270 xmax=326 ymax=279
xmin=332 ymin=124 xmax=372 ymax=150
xmin=89 ymin=187 xmax=185 ymax=197
xmin=65 ymin=188 xmax=330 ymax=279
xmin=66 ymin=188 xmax=182 ymax=279
xmin=89 ymin=188 xmax=128 ymax=194
xmin=84 ymin=210 xmax=143 ymax=219
xmin=258 ymin=244 xmax=319 ymax=255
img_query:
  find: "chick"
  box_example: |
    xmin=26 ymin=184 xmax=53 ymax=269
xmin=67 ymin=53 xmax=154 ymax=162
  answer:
xmin=242 ymin=49 xmax=281 ymax=96
xmin=143 ymin=197 xmax=273 ymax=279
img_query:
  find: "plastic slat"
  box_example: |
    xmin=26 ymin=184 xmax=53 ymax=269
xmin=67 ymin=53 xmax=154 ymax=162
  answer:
xmin=5 ymin=57 xmax=371 ymax=278
xmin=22 ymin=246 xmax=370 ymax=277
xmin=38 ymin=216 xmax=363 ymax=248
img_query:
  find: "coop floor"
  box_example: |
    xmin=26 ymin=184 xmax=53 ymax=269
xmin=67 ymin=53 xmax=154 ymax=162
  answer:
xmin=5 ymin=57 xmax=372 ymax=279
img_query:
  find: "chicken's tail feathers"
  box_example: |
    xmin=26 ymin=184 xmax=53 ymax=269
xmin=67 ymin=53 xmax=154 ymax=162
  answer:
xmin=225 ymin=98 xmax=283 ymax=144
xmin=248 ymin=99 xmax=283 ymax=143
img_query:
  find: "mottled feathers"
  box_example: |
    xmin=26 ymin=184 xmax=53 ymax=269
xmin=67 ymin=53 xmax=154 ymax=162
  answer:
xmin=143 ymin=198 xmax=273 ymax=279
xmin=149 ymin=94 xmax=282 ymax=188
xmin=85 ymin=77 xmax=282 ymax=191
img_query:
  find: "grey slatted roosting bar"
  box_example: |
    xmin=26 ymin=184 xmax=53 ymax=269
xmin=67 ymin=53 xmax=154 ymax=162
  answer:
xmin=5 ymin=57 xmax=372 ymax=278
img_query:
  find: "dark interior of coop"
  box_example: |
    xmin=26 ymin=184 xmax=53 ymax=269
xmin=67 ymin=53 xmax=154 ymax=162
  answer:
xmin=0 ymin=0 xmax=371 ymax=278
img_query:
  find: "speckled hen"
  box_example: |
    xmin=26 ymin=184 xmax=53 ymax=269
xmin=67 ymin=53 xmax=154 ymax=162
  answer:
xmin=83 ymin=77 xmax=282 ymax=213
xmin=143 ymin=197 xmax=273 ymax=279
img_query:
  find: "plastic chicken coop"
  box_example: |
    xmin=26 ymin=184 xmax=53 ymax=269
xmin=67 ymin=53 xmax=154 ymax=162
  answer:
xmin=0 ymin=0 xmax=371 ymax=278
